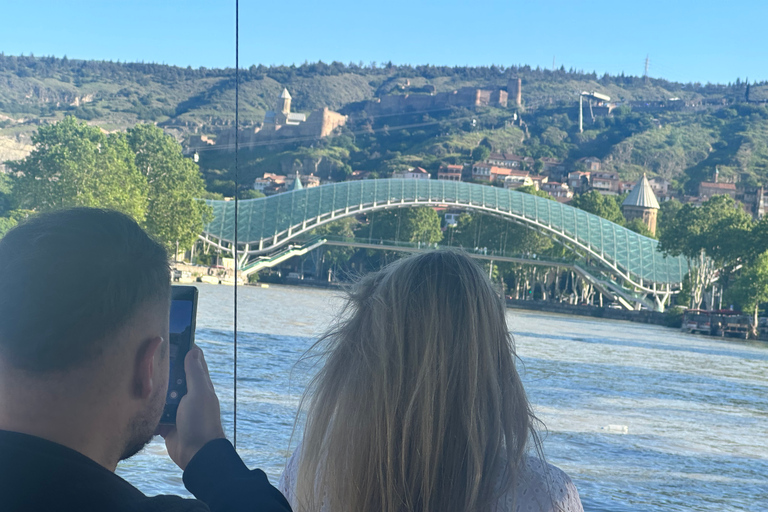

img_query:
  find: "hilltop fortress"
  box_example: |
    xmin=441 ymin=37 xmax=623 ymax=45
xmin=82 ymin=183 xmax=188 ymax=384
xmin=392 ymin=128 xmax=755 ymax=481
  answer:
xmin=344 ymin=78 xmax=522 ymax=117
xmin=213 ymin=88 xmax=348 ymax=149
xmin=195 ymin=79 xmax=522 ymax=152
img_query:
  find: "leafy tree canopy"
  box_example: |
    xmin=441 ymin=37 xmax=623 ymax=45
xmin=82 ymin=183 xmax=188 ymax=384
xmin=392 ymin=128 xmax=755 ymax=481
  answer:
xmin=127 ymin=123 xmax=212 ymax=251
xmin=6 ymin=117 xmax=211 ymax=251
xmin=516 ymin=185 xmax=554 ymax=200
xmin=569 ymin=190 xmax=625 ymax=225
xmin=370 ymin=207 xmax=443 ymax=244
xmin=658 ymin=194 xmax=753 ymax=266
xmin=8 ymin=116 xmax=147 ymax=221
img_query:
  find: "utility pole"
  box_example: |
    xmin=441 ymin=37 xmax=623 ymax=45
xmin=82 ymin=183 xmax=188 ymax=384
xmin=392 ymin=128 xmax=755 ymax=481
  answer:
xmin=579 ymin=94 xmax=583 ymax=133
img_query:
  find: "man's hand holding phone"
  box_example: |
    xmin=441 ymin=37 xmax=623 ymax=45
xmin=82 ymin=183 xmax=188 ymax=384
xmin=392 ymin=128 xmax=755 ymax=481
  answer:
xmin=160 ymin=345 xmax=226 ymax=470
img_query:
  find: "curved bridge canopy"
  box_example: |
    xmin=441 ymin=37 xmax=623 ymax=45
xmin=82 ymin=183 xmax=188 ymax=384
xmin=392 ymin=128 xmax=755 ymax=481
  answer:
xmin=203 ymin=179 xmax=688 ymax=287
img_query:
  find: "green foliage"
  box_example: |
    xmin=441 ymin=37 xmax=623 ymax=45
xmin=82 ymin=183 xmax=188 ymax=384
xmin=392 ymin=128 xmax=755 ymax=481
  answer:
xmin=658 ymin=194 xmax=753 ymax=265
xmin=625 ymin=217 xmax=655 ymax=238
xmin=450 ymin=213 xmax=552 ymax=255
xmin=517 ymin=185 xmax=554 ymax=200
xmin=656 ymin=199 xmax=683 ymax=240
xmin=309 ymin=217 xmax=357 ymax=267
xmin=0 ymin=209 xmax=29 ymax=238
xmin=6 ymin=117 xmax=212 ymax=252
xmin=238 ymin=189 xmax=265 ymax=200
xmin=471 ymin=145 xmax=490 ymax=162
xmin=569 ymin=190 xmax=626 ymax=225
xmin=126 ymin=124 xmax=213 ymax=251
xmin=726 ymin=250 xmax=768 ymax=324
xmin=370 ymin=208 xmax=443 ymax=244
xmin=8 ymin=116 xmax=148 ymax=221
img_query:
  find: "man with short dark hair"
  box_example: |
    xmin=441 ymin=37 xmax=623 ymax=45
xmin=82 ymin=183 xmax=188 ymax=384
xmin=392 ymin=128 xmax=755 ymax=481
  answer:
xmin=0 ymin=208 xmax=291 ymax=512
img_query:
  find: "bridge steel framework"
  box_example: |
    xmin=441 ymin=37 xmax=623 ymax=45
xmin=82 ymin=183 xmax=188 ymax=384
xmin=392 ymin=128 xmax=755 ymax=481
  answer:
xmin=201 ymin=179 xmax=689 ymax=302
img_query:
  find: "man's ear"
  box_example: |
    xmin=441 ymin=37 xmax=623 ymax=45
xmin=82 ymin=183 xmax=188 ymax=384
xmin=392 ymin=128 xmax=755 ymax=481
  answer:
xmin=134 ymin=336 xmax=164 ymax=399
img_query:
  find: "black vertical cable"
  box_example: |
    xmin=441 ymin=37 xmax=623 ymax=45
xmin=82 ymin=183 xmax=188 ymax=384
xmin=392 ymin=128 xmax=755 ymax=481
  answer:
xmin=233 ymin=0 xmax=239 ymax=450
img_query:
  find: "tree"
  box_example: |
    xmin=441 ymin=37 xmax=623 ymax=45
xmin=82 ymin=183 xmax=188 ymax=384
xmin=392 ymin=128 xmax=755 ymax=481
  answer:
xmin=726 ymin=250 xmax=768 ymax=335
xmin=451 ymin=213 xmax=552 ymax=256
xmin=126 ymin=124 xmax=212 ymax=252
xmin=371 ymin=207 xmax=443 ymax=244
xmin=625 ymin=217 xmax=655 ymax=238
xmin=656 ymin=198 xmax=683 ymax=241
xmin=659 ymin=195 xmax=754 ymax=309
xmin=9 ymin=116 xmax=147 ymax=221
xmin=569 ymin=190 xmax=625 ymax=225
xmin=238 ymin=189 xmax=265 ymax=200
xmin=309 ymin=217 xmax=357 ymax=276
xmin=471 ymin=145 xmax=490 ymax=162
xmin=516 ymin=185 xmax=555 ymax=200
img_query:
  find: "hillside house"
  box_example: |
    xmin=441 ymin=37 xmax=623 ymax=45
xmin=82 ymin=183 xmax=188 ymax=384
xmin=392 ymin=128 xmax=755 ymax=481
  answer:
xmin=540 ymin=157 xmax=567 ymax=180
xmin=392 ymin=167 xmax=430 ymax=180
xmin=577 ymin=157 xmax=602 ymax=171
xmin=541 ymin=181 xmax=573 ymax=199
xmin=567 ymin=171 xmax=591 ymax=193
xmin=648 ymin=177 xmax=671 ymax=195
xmin=438 ymin=164 xmax=463 ymax=181
xmin=591 ymin=171 xmax=620 ymax=194
xmin=503 ymin=172 xmax=534 ymax=189
xmin=530 ymin=175 xmax=549 ymax=190
xmin=486 ymin=152 xmax=534 ymax=170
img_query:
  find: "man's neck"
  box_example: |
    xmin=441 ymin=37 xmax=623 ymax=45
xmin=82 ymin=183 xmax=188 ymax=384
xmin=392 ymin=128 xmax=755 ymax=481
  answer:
xmin=0 ymin=376 xmax=123 ymax=471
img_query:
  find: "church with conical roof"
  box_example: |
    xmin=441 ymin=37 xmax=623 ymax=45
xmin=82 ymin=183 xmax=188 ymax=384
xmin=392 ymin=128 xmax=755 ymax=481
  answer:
xmin=622 ymin=174 xmax=660 ymax=236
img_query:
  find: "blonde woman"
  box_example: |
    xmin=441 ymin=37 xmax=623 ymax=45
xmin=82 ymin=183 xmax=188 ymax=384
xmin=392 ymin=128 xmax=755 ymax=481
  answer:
xmin=279 ymin=251 xmax=583 ymax=512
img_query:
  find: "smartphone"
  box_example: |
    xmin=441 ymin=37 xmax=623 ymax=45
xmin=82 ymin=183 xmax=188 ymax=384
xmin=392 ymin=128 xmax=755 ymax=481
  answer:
xmin=160 ymin=285 xmax=198 ymax=424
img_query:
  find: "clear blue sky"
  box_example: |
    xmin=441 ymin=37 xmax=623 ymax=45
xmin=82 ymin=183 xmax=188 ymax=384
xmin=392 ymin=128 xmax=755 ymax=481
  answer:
xmin=2 ymin=0 xmax=766 ymax=85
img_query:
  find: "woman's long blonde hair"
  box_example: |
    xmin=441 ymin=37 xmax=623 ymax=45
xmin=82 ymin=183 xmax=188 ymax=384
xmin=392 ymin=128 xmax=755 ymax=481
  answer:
xmin=295 ymin=250 xmax=539 ymax=512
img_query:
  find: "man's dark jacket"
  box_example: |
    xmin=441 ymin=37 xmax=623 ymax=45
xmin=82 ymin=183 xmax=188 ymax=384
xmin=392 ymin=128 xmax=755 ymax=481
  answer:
xmin=0 ymin=430 xmax=292 ymax=511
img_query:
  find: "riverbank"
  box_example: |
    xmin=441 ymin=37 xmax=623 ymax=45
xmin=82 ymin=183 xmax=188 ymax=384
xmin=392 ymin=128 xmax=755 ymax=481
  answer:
xmin=505 ymin=298 xmax=670 ymax=326
xmin=233 ymin=275 xmax=676 ymax=328
xmin=177 ymin=263 xmax=676 ymax=328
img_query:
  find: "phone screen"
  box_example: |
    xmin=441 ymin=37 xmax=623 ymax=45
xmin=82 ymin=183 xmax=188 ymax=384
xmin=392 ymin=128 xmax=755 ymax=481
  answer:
xmin=161 ymin=286 xmax=198 ymax=424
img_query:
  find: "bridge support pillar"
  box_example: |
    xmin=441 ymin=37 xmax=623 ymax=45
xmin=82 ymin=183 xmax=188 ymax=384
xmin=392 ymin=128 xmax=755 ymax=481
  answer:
xmin=238 ymin=245 xmax=250 ymax=268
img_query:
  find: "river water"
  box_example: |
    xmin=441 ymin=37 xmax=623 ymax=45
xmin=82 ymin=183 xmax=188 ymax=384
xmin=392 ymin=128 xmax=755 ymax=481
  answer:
xmin=117 ymin=283 xmax=768 ymax=511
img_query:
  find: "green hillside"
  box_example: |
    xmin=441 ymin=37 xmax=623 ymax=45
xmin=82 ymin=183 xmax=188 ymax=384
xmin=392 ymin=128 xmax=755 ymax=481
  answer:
xmin=3 ymin=54 xmax=768 ymax=196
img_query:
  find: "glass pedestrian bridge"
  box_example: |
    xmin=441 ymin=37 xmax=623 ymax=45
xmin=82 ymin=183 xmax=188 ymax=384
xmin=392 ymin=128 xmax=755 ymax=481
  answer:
xmin=202 ymin=179 xmax=689 ymax=290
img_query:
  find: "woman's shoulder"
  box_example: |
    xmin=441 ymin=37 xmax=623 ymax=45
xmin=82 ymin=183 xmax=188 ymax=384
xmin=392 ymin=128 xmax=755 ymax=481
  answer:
xmin=495 ymin=455 xmax=583 ymax=512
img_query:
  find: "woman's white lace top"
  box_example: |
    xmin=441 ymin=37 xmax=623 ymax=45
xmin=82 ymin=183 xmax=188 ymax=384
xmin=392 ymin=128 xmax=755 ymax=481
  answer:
xmin=278 ymin=447 xmax=583 ymax=512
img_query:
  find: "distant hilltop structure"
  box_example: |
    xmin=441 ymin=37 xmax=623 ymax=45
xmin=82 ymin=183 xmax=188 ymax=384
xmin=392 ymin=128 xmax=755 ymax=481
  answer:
xmin=346 ymin=78 xmax=522 ymax=117
xmin=212 ymin=88 xmax=348 ymax=150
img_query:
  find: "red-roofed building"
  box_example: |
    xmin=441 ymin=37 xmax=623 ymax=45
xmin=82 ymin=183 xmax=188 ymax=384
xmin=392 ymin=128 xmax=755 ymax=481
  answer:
xmin=473 ymin=163 xmax=529 ymax=182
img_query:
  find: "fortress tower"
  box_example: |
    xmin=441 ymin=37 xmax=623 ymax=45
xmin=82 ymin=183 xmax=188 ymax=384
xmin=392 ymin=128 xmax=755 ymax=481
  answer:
xmin=279 ymin=88 xmax=292 ymax=114
xmin=622 ymin=174 xmax=660 ymax=236
xmin=507 ymin=77 xmax=522 ymax=107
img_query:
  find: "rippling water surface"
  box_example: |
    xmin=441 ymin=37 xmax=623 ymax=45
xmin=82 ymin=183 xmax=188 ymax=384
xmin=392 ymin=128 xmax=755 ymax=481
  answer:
xmin=117 ymin=284 xmax=768 ymax=511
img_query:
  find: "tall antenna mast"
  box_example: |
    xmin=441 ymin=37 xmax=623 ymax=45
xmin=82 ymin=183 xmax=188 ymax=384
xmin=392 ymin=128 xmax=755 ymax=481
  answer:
xmin=644 ymin=55 xmax=650 ymax=80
